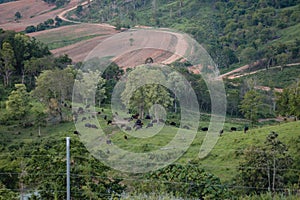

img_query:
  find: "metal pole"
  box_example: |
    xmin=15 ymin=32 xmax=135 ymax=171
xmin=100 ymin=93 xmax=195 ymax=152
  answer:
xmin=66 ymin=137 xmax=70 ymax=200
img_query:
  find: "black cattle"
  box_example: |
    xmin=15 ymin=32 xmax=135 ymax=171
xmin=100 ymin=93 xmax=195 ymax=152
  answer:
xmin=244 ymin=126 xmax=249 ymax=133
xmin=104 ymin=115 xmax=107 ymax=120
xmin=74 ymin=131 xmax=80 ymax=135
xmin=145 ymin=114 xmax=151 ymax=119
xmin=152 ymin=119 xmax=158 ymax=123
xmin=106 ymin=139 xmax=112 ymax=145
xmin=135 ymin=125 xmax=142 ymax=131
xmin=132 ymin=113 xmax=139 ymax=119
xmin=170 ymin=122 xmax=176 ymax=126
xmin=146 ymin=123 xmax=153 ymax=128
xmin=158 ymin=119 xmax=165 ymax=123
xmin=97 ymin=111 xmax=101 ymax=115
xmin=78 ymin=107 xmax=84 ymax=114
xmin=85 ymin=123 xmax=91 ymax=128
xmin=231 ymin=127 xmax=237 ymax=131
xmin=107 ymin=120 xmax=112 ymax=125
xmin=201 ymin=127 xmax=208 ymax=131
xmin=90 ymin=124 xmax=98 ymax=129
xmin=219 ymin=129 xmax=224 ymax=136
xmin=124 ymin=135 xmax=128 ymax=140
xmin=125 ymin=126 xmax=132 ymax=131
xmin=183 ymin=125 xmax=190 ymax=130
xmin=120 ymin=124 xmax=126 ymax=128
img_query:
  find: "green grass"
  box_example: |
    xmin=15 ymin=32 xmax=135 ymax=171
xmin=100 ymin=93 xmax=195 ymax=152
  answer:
xmin=41 ymin=34 xmax=104 ymax=50
xmin=1 ymin=107 xmax=299 ymax=183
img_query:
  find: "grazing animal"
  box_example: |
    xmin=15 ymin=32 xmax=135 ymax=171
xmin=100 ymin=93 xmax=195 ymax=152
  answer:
xmin=146 ymin=123 xmax=153 ymax=128
xmin=120 ymin=124 xmax=126 ymax=128
xmin=244 ymin=126 xmax=249 ymax=133
xmin=74 ymin=131 xmax=80 ymax=135
xmin=132 ymin=113 xmax=139 ymax=119
xmin=152 ymin=119 xmax=158 ymax=123
xmin=231 ymin=127 xmax=237 ymax=131
xmin=135 ymin=125 xmax=142 ymax=131
xmin=101 ymin=108 xmax=104 ymax=112
xmin=183 ymin=125 xmax=190 ymax=130
xmin=158 ymin=119 xmax=165 ymax=123
xmin=145 ymin=115 xmax=151 ymax=119
xmin=201 ymin=127 xmax=208 ymax=131
xmin=107 ymin=120 xmax=112 ymax=125
xmin=106 ymin=139 xmax=112 ymax=145
xmin=85 ymin=123 xmax=91 ymax=128
xmin=219 ymin=129 xmax=224 ymax=136
xmin=125 ymin=126 xmax=132 ymax=131
xmin=64 ymin=103 xmax=67 ymax=107
xmin=170 ymin=122 xmax=176 ymax=126
xmin=90 ymin=124 xmax=98 ymax=129
xmin=78 ymin=107 xmax=84 ymax=114
xmin=104 ymin=115 xmax=107 ymax=120
xmin=97 ymin=111 xmax=101 ymax=115
xmin=124 ymin=135 xmax=128 ymax=140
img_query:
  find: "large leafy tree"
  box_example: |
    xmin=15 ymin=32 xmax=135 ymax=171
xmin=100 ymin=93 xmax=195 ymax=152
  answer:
xmin=121 ymin=66 xmax=173 ymax=118
xmin=276 ymin=81 xmax=300 ymax=119
xmin=236 ymin=132 xmax=293 ymax=194
xmin=0 ymin=42 xmax=15 ymax=87
xmin=239 ymin=89 xmax=263 ymax=124
xmin=32 ymin=67 xmax=74 ymax=122
xmin=74 ymin=69 xmax=106 ymax=106
xmin=5 ymin=84 xmax=30 ymax=120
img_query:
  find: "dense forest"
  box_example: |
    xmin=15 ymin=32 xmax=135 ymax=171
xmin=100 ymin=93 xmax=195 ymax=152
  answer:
xmin=0 ymin=0 xmax=300 ymax=199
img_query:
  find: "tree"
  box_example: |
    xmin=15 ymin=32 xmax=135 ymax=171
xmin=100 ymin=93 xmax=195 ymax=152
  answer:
xmin=239 ymin=90 xmax=263 ymax=125
xmin=5 ymin=84 xmax=30 ymax=120
xmin=32 ymin=68 xmax=74 ymax=122
xmin=236 ymin=132 xmax=293 ymax=194
xmin=140 ymin=163 xmax=230 ymax=199
xmin=14 ymin=11 xmax=21 ymax=21
xmin=121 ymin=66 xmax=173 ymax=118
xmin=0 ymin=42 xmax=16 ymax=87
xmin=276 ymin=81 xmax=300 ymax=119
xmin=74 ymin=69 xmax=106 ymax=106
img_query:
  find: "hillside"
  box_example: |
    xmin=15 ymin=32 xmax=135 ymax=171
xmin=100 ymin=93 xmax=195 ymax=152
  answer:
xmin=74 ymin=0 xmax=300 ymax=70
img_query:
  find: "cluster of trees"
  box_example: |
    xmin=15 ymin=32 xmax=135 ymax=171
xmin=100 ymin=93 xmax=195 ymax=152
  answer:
xmin=42 ymin=0 xmax=70 ymax=7
xmin=236 ymin=132 xmax=300 ymax=195
xmin=25 ymin=17 xmax=63 ymax=33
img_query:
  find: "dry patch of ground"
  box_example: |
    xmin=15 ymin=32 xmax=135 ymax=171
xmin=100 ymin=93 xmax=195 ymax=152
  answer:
xmin=0 ymin=0 xmax=78 ymax=32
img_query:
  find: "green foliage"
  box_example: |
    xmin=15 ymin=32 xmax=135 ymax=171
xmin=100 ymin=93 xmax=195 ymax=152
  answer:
xmin=138 ymin=163 xmax=230 ymax=199
xmin=24 ymin=137 xmax=124 ymax=199
xmin=32 ymin=68 xmax=74 ymax=122
xmin=239 ymin=90 xmax=263 ymax=124
xmin=121 ymin=66 xmax=173 ymax=118
xmin=0 ymin=41 xmax=15 ymax=87
xmin=5 ymin=84 xmax=30 ymax=120
xmin=236 ymin=132 xmax=293 ymax=195
xmin=276 ymin=81 xmax=300 ymax=118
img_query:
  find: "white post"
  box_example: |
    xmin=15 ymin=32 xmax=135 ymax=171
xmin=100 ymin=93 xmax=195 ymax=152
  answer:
xmin=66 ymin=137 xmax=70 ymax=200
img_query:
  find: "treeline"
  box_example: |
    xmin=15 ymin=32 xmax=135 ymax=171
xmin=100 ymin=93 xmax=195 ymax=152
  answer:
xmin=42 ymin=0 xmax=70 ymax=7
xmin=75 ymin=0 xmax=300 ymax=69
xmin=25 ymin=17 xmax=64 ymax=33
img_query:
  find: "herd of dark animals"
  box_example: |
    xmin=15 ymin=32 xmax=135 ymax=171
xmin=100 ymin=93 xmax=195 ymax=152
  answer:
xmin=73 ymin=104 xmax=250 ymax=142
